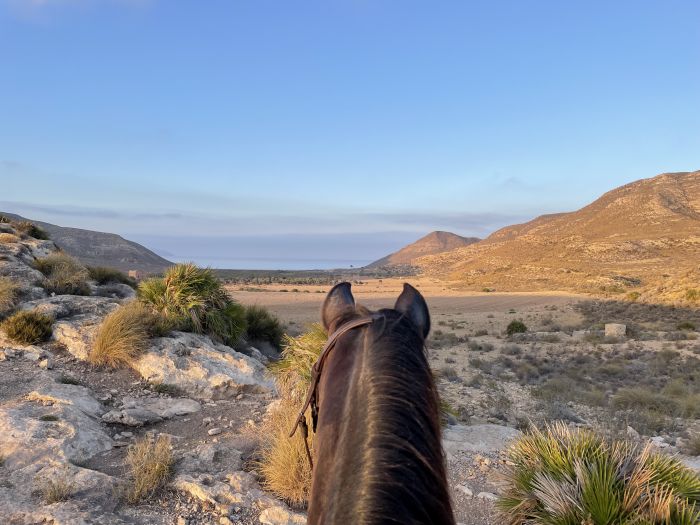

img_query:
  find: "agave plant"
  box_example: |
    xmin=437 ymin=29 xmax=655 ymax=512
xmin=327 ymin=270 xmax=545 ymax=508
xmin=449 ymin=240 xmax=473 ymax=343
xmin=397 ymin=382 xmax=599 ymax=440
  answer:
xmin=497 ymin=422 xmax=700 ymax=525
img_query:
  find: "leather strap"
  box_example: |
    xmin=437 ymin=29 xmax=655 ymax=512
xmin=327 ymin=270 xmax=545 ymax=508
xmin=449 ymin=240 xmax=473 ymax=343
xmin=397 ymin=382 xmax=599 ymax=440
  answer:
xmin=288 ymin=315 xmax=377 ymax=469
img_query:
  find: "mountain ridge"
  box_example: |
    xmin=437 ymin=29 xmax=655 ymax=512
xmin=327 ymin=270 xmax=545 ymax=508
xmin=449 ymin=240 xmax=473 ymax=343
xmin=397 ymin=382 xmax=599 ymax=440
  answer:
xmin=1 ymin=212 xmax=172 ymax=274
xmin=366 ymin=231 xmax=480 ymax=269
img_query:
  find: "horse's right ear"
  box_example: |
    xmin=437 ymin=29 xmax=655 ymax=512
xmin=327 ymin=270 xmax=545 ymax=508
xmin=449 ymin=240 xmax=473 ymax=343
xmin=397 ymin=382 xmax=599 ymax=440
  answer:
xmin=394 ymin=283 xmax=430 ymax=339
xmin=322 ymin=282 xmax=355 ymax=332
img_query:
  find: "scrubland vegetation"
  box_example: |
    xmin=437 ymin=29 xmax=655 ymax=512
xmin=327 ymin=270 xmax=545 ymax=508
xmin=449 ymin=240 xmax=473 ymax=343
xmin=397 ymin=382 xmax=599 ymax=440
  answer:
xmin=498 ymin=422 xmax=700 ymax=524
xmin=89 ymin=301 xmax=155 ymax=367
xmin=35 ymin=253 xmax=91 ymax=296
xmin=0 ymin=276 xmax=19 ymax=316
xmin=257 ymin=324 xmax=327 ymax=506
xmin=87 ymin=266 xmax=136 ymax=287
xmin=1 ymin=310 xmax=54 ymax=344
xmin=125 ymin=435 xmax=173 ymax=503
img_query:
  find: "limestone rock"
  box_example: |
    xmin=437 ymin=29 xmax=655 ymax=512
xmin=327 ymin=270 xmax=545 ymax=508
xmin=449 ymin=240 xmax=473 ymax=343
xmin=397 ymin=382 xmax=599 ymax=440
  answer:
xmin=442 ymin=424 xmax=521 ymax=455
xmin=259 ymin=506 xmax=307 ymax=525
xmin=102 ymin=397 xmax=200 ymax=427
xmin=134 ymin=332 xmax=275 ymax=400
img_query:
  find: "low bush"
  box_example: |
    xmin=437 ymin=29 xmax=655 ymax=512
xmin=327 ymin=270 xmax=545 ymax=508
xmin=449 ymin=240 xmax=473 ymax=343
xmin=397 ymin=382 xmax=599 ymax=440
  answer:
xmin=1 ymin=310 xmax=53 ymax=344
xmin=138 ymin=263 xmax=246 ymax=345
xmin=87 ymin=266 xmax=136 ymax=287
xmin=14 ymin=221 xmax=49 ymax=240
xmin=257 ymin=325 xmax=326 ymax=506
xmin=245 ymin=305 xmax=284 ymax=350
xmin=0 ymin=233 xmax=20 ymax=244
xmin=125 ymin=435 xmax=173 ymax=503
xmin=0 ymin=276 xmax=19 ymax=315
xmin=506 ymin=320 xmax=527 ymax=336
xmin=497 ymin=422 xmax=700 ymax=525
xmin=35 ymin=253 xmax=90 ymax=296
xmin=677 ymin=321 xmax=697 ymax=331
xmin=89 ymin=301 xmax=152 ymax=367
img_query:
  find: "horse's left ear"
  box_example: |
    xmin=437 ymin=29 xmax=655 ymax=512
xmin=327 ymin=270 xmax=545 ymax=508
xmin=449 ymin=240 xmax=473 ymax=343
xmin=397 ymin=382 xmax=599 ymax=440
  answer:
xmin=322 ymin=282 xmax=356 ymax=332
xmin=394 ymin=283 xmax=430 ymax=339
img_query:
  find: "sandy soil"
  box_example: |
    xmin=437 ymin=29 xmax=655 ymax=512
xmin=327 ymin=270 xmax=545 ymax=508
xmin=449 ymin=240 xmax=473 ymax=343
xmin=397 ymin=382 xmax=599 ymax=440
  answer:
xmin=227 ymin=277 xmax=584 ymax=333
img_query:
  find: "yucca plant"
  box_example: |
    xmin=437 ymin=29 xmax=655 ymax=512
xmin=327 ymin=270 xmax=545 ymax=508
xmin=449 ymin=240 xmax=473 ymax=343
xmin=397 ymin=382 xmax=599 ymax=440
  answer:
xmin=137 ymin=263 xmax=246 ymax=345
xmin=497 ymin=422 xmax=700 ymax=524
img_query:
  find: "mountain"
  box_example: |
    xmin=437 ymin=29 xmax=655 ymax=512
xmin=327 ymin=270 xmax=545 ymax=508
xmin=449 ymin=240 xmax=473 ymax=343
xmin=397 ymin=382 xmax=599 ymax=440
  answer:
xmin=1 ymin=213 xmax=172 ymax=274
xmin=367 ymin=231 xmax=480 ymax=268
xmin=415 ymin=171 xmax=700 ymax=302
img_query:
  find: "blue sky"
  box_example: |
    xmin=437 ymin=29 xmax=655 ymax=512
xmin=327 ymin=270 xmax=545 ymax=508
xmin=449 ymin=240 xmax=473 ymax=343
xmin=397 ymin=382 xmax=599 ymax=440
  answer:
xmin=2 ymin=1 xmax=699 ymax=268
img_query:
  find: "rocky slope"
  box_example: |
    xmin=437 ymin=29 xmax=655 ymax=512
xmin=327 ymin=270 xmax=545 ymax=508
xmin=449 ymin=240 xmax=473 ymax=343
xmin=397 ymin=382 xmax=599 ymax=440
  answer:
xmin=1 ymin=212 xmax=172 ymax=274
xmin=416 ymin=171 xmax=700 ymax=302
xmin=367 ymin=231 xmax=480 ymax=269
xmin=0 ymin=222 xmax=302 ymax=525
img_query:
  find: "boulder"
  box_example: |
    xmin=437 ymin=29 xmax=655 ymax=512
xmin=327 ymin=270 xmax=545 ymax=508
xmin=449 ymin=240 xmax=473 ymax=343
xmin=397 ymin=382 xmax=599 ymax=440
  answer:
xmin=102 ymin=396 xmax=201 ymax=427
xmin=134 ymin=332 xmax=275 ymax=400
xmin=442 ymin=424 xmax=521 ymax=455
xmin=21 ymin=295 xmax=121 ymax=320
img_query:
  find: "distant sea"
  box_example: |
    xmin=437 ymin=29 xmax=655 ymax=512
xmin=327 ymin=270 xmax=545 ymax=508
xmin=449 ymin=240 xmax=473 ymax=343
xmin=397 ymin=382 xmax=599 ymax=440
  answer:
xmin=169 ymin=256 xmax=371 ymax=271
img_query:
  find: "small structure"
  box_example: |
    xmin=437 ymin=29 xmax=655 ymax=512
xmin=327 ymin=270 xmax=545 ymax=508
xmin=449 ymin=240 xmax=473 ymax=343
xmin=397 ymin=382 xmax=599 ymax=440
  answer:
xmin=605 ymin=323 xmax=627 ymax=338
xmin=128 ymin=270 xmax=144 ymax=281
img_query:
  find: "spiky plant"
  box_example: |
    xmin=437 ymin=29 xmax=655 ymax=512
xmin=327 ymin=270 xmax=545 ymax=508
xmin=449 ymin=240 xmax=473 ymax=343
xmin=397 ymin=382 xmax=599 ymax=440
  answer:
xmin=497 ymin=422 xmax=700 ymax=525
xmin=34 ymin=253 xmax=90 ymax=296
xmin=1 ymin=310 xmax=53 ymax=344
xmin=137 ymin=263 xmax=246 ymax=345
xmin=244 ymin=304 xmax=284 ymax=349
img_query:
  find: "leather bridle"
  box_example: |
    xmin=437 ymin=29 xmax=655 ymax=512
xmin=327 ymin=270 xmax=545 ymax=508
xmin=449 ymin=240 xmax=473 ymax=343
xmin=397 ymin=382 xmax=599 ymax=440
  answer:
xmin=289 ymin=314 xmax=379 ymax=469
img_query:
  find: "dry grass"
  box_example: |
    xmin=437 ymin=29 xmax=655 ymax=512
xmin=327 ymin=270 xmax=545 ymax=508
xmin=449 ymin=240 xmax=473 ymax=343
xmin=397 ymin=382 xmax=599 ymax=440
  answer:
xmin=35 ymin=253 xmax=90 ymax=296
xmin=0 ymin=233 xmax=20 ymax=244
xmin=257 ymin=324 xmax=326 ymax=506
xmin=40 ymin=472 xmax=75 ymax=503
xmin=125 ymin=435 xmax=173 ymax=503
xmin=0 ymin=276 xmax=19 ymax=315
xmin=89 ymin=301 xmax=152 ymax=367
xmin=1 ymin=310 xmax=53 ymax=345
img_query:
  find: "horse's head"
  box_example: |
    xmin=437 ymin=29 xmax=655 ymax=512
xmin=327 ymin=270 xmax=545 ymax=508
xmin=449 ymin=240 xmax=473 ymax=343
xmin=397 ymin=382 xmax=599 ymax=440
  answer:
xmin=321 ymin=281 xmax=431 ymax=339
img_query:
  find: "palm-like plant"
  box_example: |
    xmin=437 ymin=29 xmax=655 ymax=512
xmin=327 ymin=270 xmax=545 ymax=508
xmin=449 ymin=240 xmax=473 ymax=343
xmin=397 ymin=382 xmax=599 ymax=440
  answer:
xmin=138 ymin=263 xmax=245 ymax=345
xmin=497 ymin=422 xmax=700 ymax=524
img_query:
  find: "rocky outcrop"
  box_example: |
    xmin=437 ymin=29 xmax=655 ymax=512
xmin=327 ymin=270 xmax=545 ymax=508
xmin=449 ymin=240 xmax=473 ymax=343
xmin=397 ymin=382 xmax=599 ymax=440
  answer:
xmin=102 ymin=396 xmax=201 ymax=427
xmin=134 ymin=332 xmax=275 ymax=400
xmin=442 ymin=424 xmax=521 ymax=455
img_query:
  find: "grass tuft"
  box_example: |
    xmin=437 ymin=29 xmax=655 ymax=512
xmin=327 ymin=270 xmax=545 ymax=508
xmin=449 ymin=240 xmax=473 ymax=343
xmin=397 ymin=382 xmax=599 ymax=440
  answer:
xmin=35 ymin=253 xmax=90 ymax=296
xmin=89 ymin=301 xmax=153 ymax=367
xmin=87 ymin=266 xmax=137 ymax=287
xmin=0 ymin=276 xmax=19 ymax=316
xmin=0 ymin=233 xmax=20 ymax=244
xmin=506 ymin=320 xmax=527 ymax=336
xmin=497 ymin=422 xmax=700 ymax=525
xmin=14 ymin=221 xmax=49 ymax=240
xmin=257 ymin=324 xmax=327 ymax=506
xmin=1 ymin=310 xmax=53 ymax=344
xmin=40 ymin=472 xmax=75 ymax=503
xmin=125 ymin=435 xmax=173 ymax=503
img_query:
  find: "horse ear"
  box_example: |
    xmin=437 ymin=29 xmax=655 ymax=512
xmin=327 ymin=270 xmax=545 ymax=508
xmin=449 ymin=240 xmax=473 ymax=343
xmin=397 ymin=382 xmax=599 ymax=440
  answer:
xmin=322 ymin=282 xmax=356 ymax=331
xmin=394 ymin=283 xmax=430 ymax=339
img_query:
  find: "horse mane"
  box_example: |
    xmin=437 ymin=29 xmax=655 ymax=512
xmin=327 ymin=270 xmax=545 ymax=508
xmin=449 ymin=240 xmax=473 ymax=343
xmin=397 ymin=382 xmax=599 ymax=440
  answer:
xmin=326 ymin=307 xmax=454 ymax=524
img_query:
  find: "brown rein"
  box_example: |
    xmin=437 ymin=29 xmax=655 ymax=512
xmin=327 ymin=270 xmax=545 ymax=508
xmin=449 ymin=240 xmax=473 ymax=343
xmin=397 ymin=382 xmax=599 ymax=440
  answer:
xmin=289 ymin=315 xmax=378 ymax=470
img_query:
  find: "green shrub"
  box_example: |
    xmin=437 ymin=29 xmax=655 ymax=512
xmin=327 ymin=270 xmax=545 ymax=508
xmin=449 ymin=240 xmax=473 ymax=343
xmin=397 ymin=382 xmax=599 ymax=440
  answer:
xmin=138 ymin=263 xmax=246 ymax=345
xmin=506 ymin=320 xmax=527 ymax=336
xmin=244 ymin=305 xmax=284 ymax=349
xmin=35 ymin=253 xmax=90 ymax=295
xmin=0 ymin=276 xmax=19 ymax=315
xmin=87 ymin=266 xmax=136 ymax=287
xmin=677 ymin=321 xmax=697 ymax=331
xmin=14 ymin=221 xmax=49 ymax=240
xmin=686 ymin=289 xmax=700 ymax=302
xmin=497 ymin=422 xmax=700 ymax=525
xmin=1 ymin=310 xmax=53 ymax=344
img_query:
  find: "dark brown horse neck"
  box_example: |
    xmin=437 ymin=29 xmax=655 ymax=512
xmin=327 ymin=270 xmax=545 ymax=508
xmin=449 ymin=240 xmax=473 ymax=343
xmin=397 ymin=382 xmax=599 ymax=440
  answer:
xmin=307 ymin=309 xmax=455 ymax=525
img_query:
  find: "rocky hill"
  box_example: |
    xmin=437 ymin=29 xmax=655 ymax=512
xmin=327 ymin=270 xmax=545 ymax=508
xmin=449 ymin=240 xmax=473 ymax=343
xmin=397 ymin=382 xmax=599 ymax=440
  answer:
xmin=367 ymin=231 xmax=480 ymax=269
xmin=1 ymin=212 xmax=172 ymax=274
xmin=416 ymin=170 xmax=700 ymax=302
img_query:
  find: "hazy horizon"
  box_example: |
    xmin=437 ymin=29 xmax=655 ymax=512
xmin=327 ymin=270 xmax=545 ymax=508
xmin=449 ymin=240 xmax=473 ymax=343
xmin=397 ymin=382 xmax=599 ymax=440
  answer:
xmin=2 ymin=1 xmax=699 ymax=268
